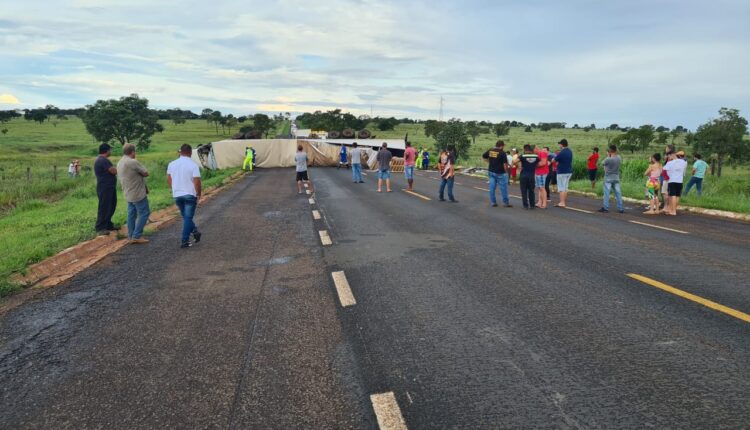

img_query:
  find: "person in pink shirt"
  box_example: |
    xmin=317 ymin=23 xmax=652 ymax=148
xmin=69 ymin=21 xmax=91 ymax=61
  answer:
xmin=403 ymin=141 xmax=417 ymax=191
xmin=534 ymin=147 xmax=549 ymax=208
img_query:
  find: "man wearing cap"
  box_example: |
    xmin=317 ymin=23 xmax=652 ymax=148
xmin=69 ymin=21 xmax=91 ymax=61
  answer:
xmin=482 ymin=140 xmax=512 ymax=207
xmin=94 ymin=143 xmax=118 ymax=235
xmin=168 ymin=144 xmax=203 ymax=248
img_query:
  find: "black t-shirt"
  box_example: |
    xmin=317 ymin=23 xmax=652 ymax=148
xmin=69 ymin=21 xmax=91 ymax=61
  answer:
xmin=483 ymin=148 xmax=508 ymax=174
xmin=520 ymin=153 xmax=540 ymax=177
xmin=94 ymin=155 xmax=116 ymax=189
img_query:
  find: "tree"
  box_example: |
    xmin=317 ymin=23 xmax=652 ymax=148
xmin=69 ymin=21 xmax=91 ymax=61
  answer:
xmin=524 ymin=126 xmax=532 ymax=133
xmin=693 ymin=107 xmax=749 ymax=177
xmin=1 ymin=128 xmax=8 ymax=136
xmin=0 ymin=110 xmax=21 ymax=124
xmin=226 ymin=116 xmax=238 ymax=135
xmin=24 ymin=109 xmax=48 ymax=124
xmin=44 ymin=105 xmax=60 ymax=122
xmin=210 ymin=111 xmax=223 ymax=134
xmin=608 ymin=124 xmax=619 ymax=130
xmin=465 ymin=121 xmax=481 ymax=145
xmin=493 ymin=122 xmax=510 ymax=137
xmin=539 ymin=123 xmax=552 ymax=131
xmin=589 ymin=123 xmax=596 ymax=130
xmin=572 ymin=124 xmax=580 ymax=129
xmin=238 ymin=115 xmax=248 ymax=123
xmin=251 ymin=113 xmax=273 ymax=138
xmin=635 ymin=124 xmax=655 ymax=151
xmin=81 ymin=94 xmax=164 ymax=150
xmin=423 ymin=120 xmax=445 ymax=138
xmin=201 ymin=108 xmax=214 ymax=126
xmin=434 ymin=119 xmax=471 ymax=160
xmin=656 ymin=125 xmax=669 ymax=133
xmin=376 ymin=117 xmax=398 ymax=131
xmin=656 ymin=131 xmax=669 ymax=145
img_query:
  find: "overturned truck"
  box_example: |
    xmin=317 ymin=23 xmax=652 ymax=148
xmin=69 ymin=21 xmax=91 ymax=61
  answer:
xmin=194 ymin=138 xmax=406 ymax=170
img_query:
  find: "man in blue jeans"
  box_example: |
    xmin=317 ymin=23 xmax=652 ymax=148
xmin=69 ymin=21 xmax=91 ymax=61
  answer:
xmin=482 ymin=140 xmax=512 ymax=207
xmin=598 ymin=144 xmax=624 ymax=213
xmin=684 ymin=153 xmax=709 ymax=197
xmin=117 ymin=143 xmax=151 ymax=244
xmin=350 ymin=142 xmax=364 ymax=183
xmin=167 ymin=144 xmax=203 ymax=248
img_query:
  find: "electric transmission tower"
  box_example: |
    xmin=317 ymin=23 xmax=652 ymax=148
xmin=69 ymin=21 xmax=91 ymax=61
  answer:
xmin=439 ymin=96 xmax=444 ymax=122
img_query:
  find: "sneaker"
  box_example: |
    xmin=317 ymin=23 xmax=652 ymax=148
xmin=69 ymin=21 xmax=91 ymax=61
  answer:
xmin=193 ymin=231 xmax=202 ymax=243
xmin=491 ymin=203 xmax=498 ymax=207
xmin=450 ymin=199 xmax=458 ymax=203
xmin=97 ymin=230 xmax=110 ymax=236
xmin=107 ymin=225 xmax=120 ymax=231
xmin=439 ymin=198 xmax=446 ymax=202
xmin=181 ymin=241 xmax=192 ymax=248
xmin=358 ymin=181 xmax=365 ymax=183
xmin=130 ymin=238 xmax=150 ymax=244
xmin=504 ymin=204 xmax=513 ymax=208
xmin=618 ymin=209 xmax=625 ymax=214
xmin=597 ymin=208 xmax=609 ymax=213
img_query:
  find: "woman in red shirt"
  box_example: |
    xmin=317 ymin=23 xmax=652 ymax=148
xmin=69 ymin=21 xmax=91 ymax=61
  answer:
xmin=587 ymin=147 xmax=599 ymax=189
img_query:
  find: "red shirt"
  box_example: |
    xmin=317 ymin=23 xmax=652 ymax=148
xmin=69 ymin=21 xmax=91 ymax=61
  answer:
xmin=404 ymin=147 xmax=417 ymax=167
xmin=587 ymin=153 xmax=599 ymax=170
xmin=534 ymin=150 xmax=549 ymax=176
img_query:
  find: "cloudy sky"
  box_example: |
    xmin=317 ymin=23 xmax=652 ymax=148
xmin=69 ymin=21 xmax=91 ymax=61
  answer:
xmin=1 ymin=0 xmax=749 ymax=128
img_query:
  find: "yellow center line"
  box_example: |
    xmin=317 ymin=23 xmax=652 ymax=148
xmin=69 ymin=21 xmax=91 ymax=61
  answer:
xmin=402 ymin=189 xmax=431 ymax=201
xmin=627 ymin=273 xmax=750 ymax=324
xmin=629 ymin=220 xmax=689 ymax=234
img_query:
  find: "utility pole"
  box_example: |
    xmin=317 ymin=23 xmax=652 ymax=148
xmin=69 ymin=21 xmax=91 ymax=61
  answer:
xmin=439 ymin=96 xmax=444 ymax=122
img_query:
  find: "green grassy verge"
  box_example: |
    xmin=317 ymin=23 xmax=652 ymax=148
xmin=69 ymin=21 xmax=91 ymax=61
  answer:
xmin=0 ymin=117 xmax=241 ymax=298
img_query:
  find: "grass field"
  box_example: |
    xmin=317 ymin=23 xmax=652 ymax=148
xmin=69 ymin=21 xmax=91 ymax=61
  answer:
xmin=369 ymin=123 xmax=750 ymax=214
xmin=0 ymin=117 xmax=255 ymax=297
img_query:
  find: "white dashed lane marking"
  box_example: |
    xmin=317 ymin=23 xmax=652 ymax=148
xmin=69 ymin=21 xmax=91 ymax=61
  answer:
xmin=309 ymin=198 xmax=315 ymax=204
xmin=319 ymin=230 xmax=333 ymax=246
xmin=312 ymin=210 xmax=321 ymax=220
xmin=331 ymin=271 xmax=356 ymax=307
xmin=370 ymin=392 xmax=408 ymax=430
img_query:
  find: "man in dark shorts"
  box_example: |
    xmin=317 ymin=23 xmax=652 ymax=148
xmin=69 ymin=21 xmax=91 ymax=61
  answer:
xmin=662 ymin=150 xmax=687 ymax=215
xmin=376 ymin=142 xmax=393 ymax=193
xmin=587 ymin=147 xmax=599 ymax=188
xmin=94 ymin=143 xmax=118 ymax=235
xmin=295 ymin=145 xmax=314 ymax=194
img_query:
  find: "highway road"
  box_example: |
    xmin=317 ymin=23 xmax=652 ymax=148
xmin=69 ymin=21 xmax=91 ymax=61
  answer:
xmin=1 ymin=167 xmax=749 ymax=429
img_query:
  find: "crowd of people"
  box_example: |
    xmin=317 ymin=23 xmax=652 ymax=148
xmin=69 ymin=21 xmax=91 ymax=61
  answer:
xmin=92 ymin=139 xmax=706 ymax=250
xmin=93 ymin=143 xmax=203 ymax=248
xmin=291 ymin=139 xmax=707 ymax=217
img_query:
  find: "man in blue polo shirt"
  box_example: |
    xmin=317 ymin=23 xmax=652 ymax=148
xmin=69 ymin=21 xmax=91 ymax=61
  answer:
xmin=554 ymin=139 xmax=574 ymax=208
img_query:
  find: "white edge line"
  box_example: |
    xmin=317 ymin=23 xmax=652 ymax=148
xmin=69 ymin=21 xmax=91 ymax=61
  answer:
xmin=309 ymin=198 xmax=315 ymax=204
xmin=331 ymin=271 xmax=356 ymax=307
xmin=312 ymin=210 xmax=321 ymax=220
xmin=629 ymin=220 xmax=689 ymax=234
xmin=565 ymin=206 xmax=594 ymax=214
xmin=370 ymin=392 xmax=408 ymax=430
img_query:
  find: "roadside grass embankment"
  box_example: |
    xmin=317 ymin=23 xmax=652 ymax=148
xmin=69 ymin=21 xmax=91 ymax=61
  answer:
xmin=0 ymin=118 xmax=244 ymax=298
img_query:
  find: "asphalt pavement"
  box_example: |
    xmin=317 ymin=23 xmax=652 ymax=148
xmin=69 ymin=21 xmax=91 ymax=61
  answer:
xmin=1 ymin=167 xmax=749 ymax=429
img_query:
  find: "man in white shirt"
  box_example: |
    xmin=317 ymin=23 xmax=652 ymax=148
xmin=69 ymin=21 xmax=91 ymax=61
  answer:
xmin=167 ymin=144 xmax=202 ymax=248
xmin=662 ymin=150 xmax=688 ymax=216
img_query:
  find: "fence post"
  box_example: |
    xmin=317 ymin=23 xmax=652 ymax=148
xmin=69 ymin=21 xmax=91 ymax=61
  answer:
xmin=27 ymin=167 xmax=31 ymax=183
xmin=54 ymin=165 xmax=57 ymax=182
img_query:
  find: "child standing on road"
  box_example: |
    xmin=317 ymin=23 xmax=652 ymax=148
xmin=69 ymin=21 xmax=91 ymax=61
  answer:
xmin=643 ymin=153 xmax=662 ymax=215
